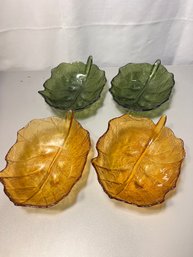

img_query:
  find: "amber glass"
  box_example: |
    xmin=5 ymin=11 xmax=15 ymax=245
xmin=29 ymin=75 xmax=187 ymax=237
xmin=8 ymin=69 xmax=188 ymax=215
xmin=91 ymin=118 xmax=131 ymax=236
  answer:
xmin=0 ymin=113 xmax=91 ymax=207
xmin=92 ymin=114 xmax=185 ymax=207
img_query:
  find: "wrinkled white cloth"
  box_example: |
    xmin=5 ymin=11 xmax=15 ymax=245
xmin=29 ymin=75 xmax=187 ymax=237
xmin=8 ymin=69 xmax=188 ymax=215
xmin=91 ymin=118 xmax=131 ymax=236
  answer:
xmin=0 ymin=0 xmax=193 ymax=70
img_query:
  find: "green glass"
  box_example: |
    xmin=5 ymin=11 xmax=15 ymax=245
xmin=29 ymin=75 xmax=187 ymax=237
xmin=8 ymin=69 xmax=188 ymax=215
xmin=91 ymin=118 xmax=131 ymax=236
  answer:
xmin=110 ymin=60 xmax=174 ymax=111
xmin=39 ymin=56 xmax=106 ymax=111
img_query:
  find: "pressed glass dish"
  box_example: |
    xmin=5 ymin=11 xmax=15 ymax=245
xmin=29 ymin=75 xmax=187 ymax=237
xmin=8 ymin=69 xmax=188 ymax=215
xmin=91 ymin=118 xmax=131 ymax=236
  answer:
xmin=110 ymin=60 xmax=174 ymax=112
xmin=0 ymin=113 xmax=91 ymax=208
xmin=92 ymin=114 xmax=185 ymax=207
xmin=39 ymin=56 xmax=107 ymax=111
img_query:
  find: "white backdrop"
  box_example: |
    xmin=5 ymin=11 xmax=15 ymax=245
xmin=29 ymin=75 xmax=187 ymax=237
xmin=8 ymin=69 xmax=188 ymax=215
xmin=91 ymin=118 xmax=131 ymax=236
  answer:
xmin=0 ymin=0 xmax=193 ymax=70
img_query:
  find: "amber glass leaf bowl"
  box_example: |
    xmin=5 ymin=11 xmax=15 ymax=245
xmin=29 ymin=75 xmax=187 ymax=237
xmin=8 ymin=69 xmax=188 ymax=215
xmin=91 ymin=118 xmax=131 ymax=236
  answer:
xmin=110 ymin=60 xmax=175 ymax=112
xmin=0 ymin=114 xmax=91 ymax=208
xmin=92 ymin=114 xmax=185 ymax=207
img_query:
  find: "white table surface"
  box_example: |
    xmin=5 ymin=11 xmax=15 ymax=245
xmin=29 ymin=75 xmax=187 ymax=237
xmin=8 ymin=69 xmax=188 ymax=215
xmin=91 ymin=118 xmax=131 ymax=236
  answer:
xmin=0 ymin=66 xmax=193 ymax=257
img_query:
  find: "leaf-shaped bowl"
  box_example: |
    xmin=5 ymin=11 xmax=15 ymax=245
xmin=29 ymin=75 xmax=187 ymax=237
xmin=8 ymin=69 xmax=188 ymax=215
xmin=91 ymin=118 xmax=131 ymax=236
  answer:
xmin=39 ymin=56 xmax=107 ymax=111
xmin=92 ymin=114 xmax=185 ymax=207
xmin=110 ymin=60 xmax=174 ymax=111
xmin=0 ymin=113 xmax=91 ymax=208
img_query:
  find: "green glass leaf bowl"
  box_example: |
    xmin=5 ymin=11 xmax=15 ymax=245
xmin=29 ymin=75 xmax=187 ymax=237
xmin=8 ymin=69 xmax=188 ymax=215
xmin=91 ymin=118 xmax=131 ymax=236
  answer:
xmin=110 ymin=60 xmax=175 ymax=112
xmin=39 ymin=56 xmax=107 ymax=111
